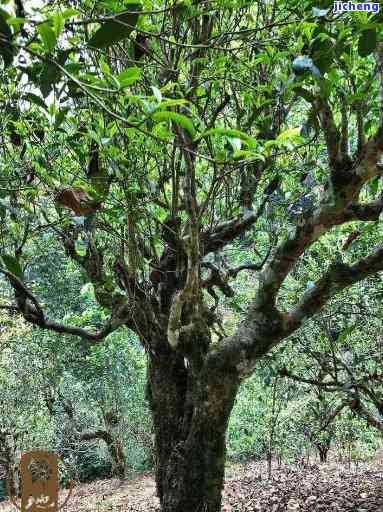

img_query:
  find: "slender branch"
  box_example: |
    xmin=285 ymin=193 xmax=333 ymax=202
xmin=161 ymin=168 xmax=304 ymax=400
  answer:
xmin=201 ymin=181 xmax=274 ymax=255
xmin=279 ymin=367 xmax=340 ymax=390
xmin=285 ymin=242 xmax=383 ymax=332
xmin=0 ymin=304 xmax=19 ymax=312
xmin=227 ymin=247 xmax=271 ymax=278
xmin=0 ymin=267 xmax=122 ymax=343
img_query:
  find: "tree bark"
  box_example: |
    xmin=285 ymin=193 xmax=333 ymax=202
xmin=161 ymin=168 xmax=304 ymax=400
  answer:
xmin=316 ymin=442 xmax=330 ymax=463
xmin=108 ymin=438 xmax=126 ymax=479
xmin=146 ymin=342 xmax=239 ymax=512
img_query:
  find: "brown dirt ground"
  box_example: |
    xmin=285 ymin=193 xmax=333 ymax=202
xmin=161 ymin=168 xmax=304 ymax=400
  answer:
xmin=1 ymin=460 xmax=383 ymax=511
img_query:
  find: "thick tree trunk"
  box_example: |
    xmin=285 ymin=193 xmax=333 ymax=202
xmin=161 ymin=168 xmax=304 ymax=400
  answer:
xmin=146 ymin=344 xmax=239 ymax=512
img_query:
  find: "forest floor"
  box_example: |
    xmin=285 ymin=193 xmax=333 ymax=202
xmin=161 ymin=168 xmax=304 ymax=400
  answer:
xmin=1 ymin=458 xmax=383 ymax=511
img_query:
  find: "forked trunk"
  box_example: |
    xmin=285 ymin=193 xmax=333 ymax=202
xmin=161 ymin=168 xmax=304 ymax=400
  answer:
xmin=317 ymin=442 xmax=330 ymax=463
xmin=146 ymin=344 xmax=239 ymax=512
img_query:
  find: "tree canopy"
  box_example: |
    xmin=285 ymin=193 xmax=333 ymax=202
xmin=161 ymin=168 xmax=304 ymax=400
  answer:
xmin=1 ymin=1 xmax=383 ymax=511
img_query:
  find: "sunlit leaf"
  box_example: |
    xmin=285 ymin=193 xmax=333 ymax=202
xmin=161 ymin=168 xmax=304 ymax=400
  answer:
xmin=197 ymin=127 xmax=257 ymax=149
xmin=38 ymin=22 xmax=57 ymax=52
xmin=116 ymin=66 xmax=141 ymax=88
xmin=152 ymin=111 xmax=196 ymax=137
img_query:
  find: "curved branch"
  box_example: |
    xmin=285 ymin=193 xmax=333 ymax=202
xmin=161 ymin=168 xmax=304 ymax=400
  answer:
xmin=0 ymin=267 xmax=121 ymax=343
xmin=209 ymin=224 xmax=383 ymax=374
xmin=201 ymin=178 xmax=277 ymax=255
xmin=285 ymin=242 xmax=383 ymax=333
xmin=349 ymin=398 xmax=383 ymax=433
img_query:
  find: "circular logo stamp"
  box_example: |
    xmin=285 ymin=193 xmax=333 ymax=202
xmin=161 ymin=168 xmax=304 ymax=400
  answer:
xmin=6 ymin=450 xmax=74 ymax=511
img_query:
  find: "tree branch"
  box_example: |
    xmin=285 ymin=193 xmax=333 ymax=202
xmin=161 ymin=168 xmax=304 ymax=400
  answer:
xmin=317 ymin=98 xmax=341 ymax=169
xmin=201 ymin=180 xmax=276 ymax=255
xmin=285 ymin=242 xmax=383 ymax=332
xmin=0 ymin=304 xmax=19 ymax=313
xmin=349 ymin=397 xmax=383 ymax=433
xmin=279 ymin=367 xmax=340 ymax=390
xmin=340 ymin=94 xmax=349 ymax=157
xmin=78 ymin=430 xmax=112 ymax=443
xmin=167 ymin=127 xmax=201 ymax=349
xmin=253 ymin=149 xmax=383 ymax=313
xmin=0 ymin=267 xmax=124 ymax=343
xmin=209 ymin=235 xmax=383 ymax=375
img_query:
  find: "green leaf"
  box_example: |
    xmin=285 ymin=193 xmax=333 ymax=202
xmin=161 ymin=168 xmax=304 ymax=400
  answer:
xmin=88 ymin=5 xmax=141 ymax=49
xmin=38 ymin=22 xmax=57 ymax=52
xmin=196 ymin=127 xmax=257 ymax=149
xmin=160 ymin=99 xmax=189 ymax=108
xmin=152 ymin=86 xmax=162 ymax=103
xmin=54 ymin=107 xmax=69 ymax=130
xmin=61 ymin=8 xmax=79 ymax=19
xmin=0 ymin=8 xmax=14 ymax=67
xmin=231 ymin=149 xmax=253 ymax=160
xmin=369 ymin=177 xmax=380 ymax=195
xmin=51 ymin=12 xmax=65 ymax=38
xmin=152 ymin=111 xmax=196 ymax=137
xmin=277 ymin=127 xmax=302 ymax=142
xmin=39 ymin=49 xmax=70 ymax=97
xmin=2 ymin=254 xmax=23 ymax=279
xmin=358 ymin=29 xmax=377 ymax=57
xmin=116 ymin=66 xmax=141 ymax=87
xmin=6 ymin=16 xmax=27 ymax=27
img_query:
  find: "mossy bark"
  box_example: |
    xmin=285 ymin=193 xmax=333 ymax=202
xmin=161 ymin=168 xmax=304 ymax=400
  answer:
xmin=146 ymin=343 xmax=239 ymax=512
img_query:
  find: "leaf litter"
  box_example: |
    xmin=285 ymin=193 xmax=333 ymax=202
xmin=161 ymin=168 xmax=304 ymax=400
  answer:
xmin=0 ymin=461 xmax=382 ymax=511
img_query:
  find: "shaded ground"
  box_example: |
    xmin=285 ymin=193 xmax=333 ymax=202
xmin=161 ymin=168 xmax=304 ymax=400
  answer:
xmin=224 ymin=461 xmax=383 ymax=511
xmin=1 ymin=460 xmax=383 ymax=511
